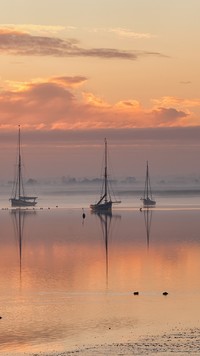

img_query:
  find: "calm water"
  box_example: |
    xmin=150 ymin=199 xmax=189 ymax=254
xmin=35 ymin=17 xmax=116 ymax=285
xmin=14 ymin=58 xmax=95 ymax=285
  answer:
xmin=1 ymin=189 xmax=200 ymax=355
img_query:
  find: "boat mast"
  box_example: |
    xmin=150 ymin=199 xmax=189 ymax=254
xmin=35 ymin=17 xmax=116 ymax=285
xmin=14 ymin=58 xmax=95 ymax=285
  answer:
xmin=104 ymin=138 xmax=108 ymax=203
xmin=146 ymin=160 xmax=149 ymax=199
xmin=18 ymin=125 xmax=21 ymax=198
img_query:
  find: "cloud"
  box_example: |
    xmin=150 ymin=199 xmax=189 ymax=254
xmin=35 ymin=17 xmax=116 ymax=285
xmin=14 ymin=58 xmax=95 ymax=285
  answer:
xmin=151 ymin=107 xmax=188 ymax=125
xmin=49 ymin=76 xmax=88 ymax=88
xmin=92 ymin=27 xmax=155 ymax=39
xmin=82 ymin=92 xmax=110 ymax=108
xmin=180 ymin=81 xmax=191 ymax=85
xmin=152 ymin=96 xmax=200 ymax=108
xmin=5 ymin=75 xmax=88 ymax=92
xmin=0 ymin=28 xmax=165 ymax=60
xmin=0 ymin=24 xmax=67 ymax=35
xmin=116 ymin=100 xmax=141 ymax=110
xmin=109 ymin=28 xmax=155 ymax=39
xmin=0 ymin=76 xmax=196 ymax=131
xmin=25 ymin=82 xmax=74 ymax=101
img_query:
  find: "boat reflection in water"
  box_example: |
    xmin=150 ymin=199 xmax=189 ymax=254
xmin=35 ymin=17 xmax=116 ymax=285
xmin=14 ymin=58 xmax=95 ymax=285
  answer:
xmin=142 ymin=207 xmax=153 ymax=249
xmin=93 ymin=211 xmax=121 ymax=287
xmin=10 ymin=208 xmax=36 ymax=279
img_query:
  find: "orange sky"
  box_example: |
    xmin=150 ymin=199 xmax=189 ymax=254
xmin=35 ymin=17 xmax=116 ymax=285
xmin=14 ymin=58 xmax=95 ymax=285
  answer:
xmin=0 ymin=1 xmax=200 ymax=179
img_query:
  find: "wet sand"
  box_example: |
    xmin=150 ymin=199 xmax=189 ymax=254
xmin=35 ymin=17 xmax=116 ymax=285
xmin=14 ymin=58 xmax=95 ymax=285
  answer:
xmin=32 ymin=327 xmax=200 ymax=355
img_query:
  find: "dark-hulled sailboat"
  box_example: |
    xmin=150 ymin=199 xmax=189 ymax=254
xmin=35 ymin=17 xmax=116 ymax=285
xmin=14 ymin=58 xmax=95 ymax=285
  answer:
xmin=141 ymin=161 xmax=156 ymax=207
xmin=90 ymin=138 xmax=120 ymax=213
xmin=10 ymin=126 xmax=37 ymax=207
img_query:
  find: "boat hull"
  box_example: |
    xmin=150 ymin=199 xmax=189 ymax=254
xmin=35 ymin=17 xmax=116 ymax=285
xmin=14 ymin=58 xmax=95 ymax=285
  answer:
xmin=10 ymin=198 xmax=37 ymax=207
xmin=90 ymin=201 xmax=112 ymax=213
xmin=142 ymin=198 xmax=156 ymax=207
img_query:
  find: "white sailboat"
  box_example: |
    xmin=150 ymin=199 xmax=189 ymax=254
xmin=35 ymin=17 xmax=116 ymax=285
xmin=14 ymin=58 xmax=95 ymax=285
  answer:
xmin=90 ymin=138 xmax=121 ymax=213
xmin=141 ymin=161 xmax=156 ymax=207
xmin=10 ymin=126 xmax=37 ymax=207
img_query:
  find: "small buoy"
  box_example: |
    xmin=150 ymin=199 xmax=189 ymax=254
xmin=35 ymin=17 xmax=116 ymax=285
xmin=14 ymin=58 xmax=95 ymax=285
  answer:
xmin=56 ymin=205 xmax=58 ymax=208
xmin=163 ymin=291 xmax=168 ymax=296
xmin=133 ymin=291 xmax=139 ymax=295
xmin=0 ymin=316 xmax=2 ymax=319
xmin=82 ymin=208 xmax=86 ymax=219
xmin=140 ymin=208 xmax=142 ymax=212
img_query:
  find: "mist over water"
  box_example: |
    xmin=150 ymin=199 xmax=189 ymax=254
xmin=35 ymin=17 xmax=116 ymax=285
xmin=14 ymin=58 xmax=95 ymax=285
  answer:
xmin=1 ymin=175 xmax=200 ymax=210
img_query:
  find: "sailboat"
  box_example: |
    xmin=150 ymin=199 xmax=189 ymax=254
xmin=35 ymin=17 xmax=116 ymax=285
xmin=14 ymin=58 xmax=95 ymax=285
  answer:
xmin=90 ymin=138 xmax=121 ymax=213
xmin=10 ymin=126 xmax=38 ymax=207
xmin=141 ymin=161 xmax=156 ymax=207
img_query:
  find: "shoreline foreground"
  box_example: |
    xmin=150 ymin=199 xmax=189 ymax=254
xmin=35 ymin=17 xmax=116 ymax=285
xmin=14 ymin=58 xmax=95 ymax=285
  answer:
xmin=29 ymin=327 xmax=200 ymax=356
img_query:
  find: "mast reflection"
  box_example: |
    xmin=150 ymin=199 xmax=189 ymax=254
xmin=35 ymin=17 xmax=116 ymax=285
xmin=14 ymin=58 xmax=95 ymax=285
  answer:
xmin=11 ymin=208 xmax=36 ymax=279
xmin=94 ymin=211 xmax=121 ymax=288
xmin=143 ymin=207 xmax=153 ymax=249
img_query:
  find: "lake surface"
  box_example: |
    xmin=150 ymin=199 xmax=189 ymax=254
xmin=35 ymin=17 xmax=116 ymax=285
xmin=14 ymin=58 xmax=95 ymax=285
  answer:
xmin=1 ymin=189 xmax=200 ymax=355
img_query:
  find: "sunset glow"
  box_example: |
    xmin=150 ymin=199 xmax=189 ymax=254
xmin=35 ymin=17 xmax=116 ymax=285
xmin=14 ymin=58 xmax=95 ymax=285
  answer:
xmin=0 ymin=1 xmax=199 ymax=179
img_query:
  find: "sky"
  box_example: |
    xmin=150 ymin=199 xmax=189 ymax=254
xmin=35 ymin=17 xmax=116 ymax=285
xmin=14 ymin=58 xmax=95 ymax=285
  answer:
xmin=0 ymin=0 xmax=200 ymax=181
